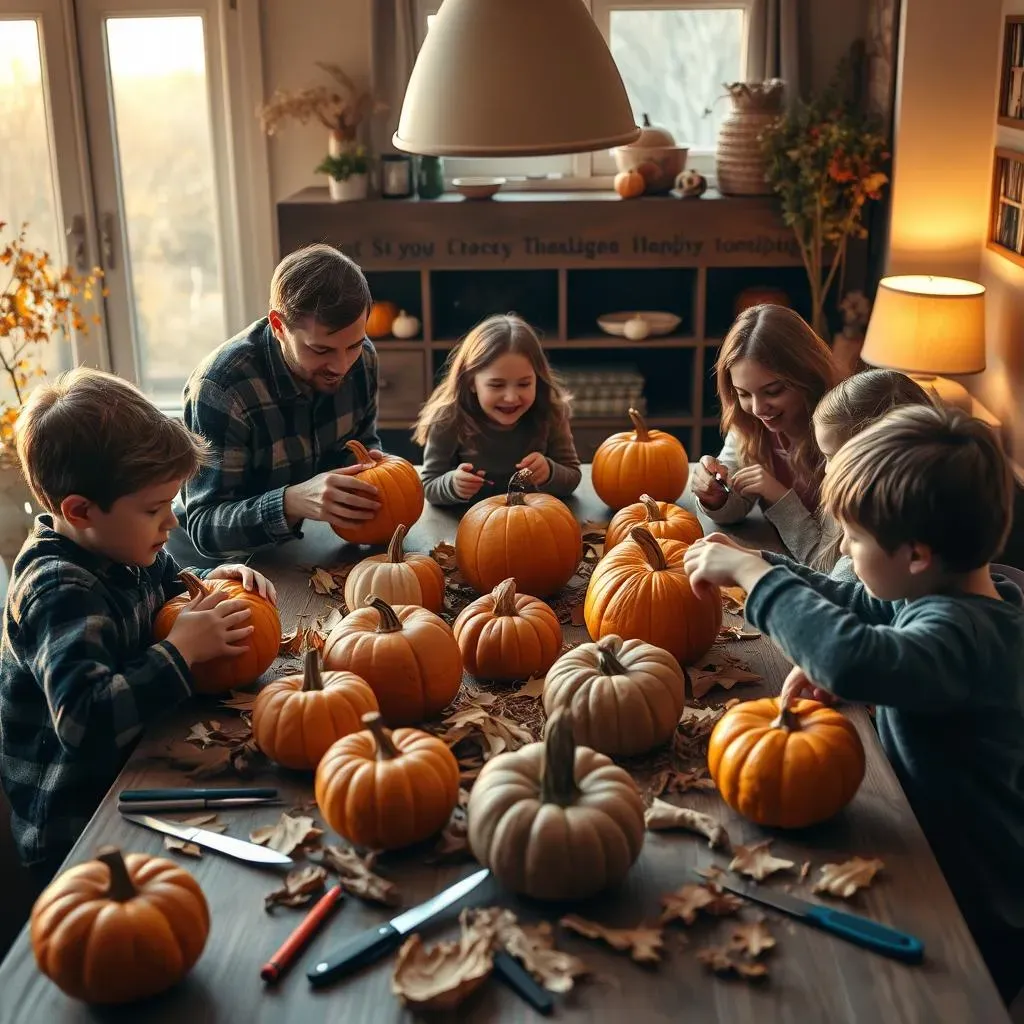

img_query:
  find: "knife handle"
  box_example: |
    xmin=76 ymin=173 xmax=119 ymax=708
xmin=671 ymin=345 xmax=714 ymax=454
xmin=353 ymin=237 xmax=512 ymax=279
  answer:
xmin=307 ymin=923 xmax=403 ymax=987
xmin=805 ymin=905 xmax=924 ymax=963
xmin=493 ymin=950 xmax=554 ymax=1015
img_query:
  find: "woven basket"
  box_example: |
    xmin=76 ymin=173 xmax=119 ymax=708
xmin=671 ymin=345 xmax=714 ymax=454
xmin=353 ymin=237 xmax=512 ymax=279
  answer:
xmin=715 ymin=81 xmax=785 ymax=196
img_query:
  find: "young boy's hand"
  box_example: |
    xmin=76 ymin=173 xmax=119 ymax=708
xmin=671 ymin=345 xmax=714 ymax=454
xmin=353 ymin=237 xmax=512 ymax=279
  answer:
xmin=703 ymin=531 xmax=760 ymax=556
xmin=779 ymin=665 xmax=837 ymax=707
xmin=516 ymin=452 xmax=551 ymax=485
xmin=165 ymin=592 xmax=254 ymax=667
xmin=207 ymin=563 xmax=278 ymax=604
xmin=683 ymin=536 xmax=772 ymax=599
xmin=452 ymin=463 xmax=486 ymax=500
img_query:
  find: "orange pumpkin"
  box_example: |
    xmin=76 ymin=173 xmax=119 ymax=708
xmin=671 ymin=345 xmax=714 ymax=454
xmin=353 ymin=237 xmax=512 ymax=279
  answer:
xmin=315 ymin=711 xmax=460 ymax=850
xmin=252 ymin=649 xmax=379 ymax=770
xmin=455 ymin=470 xmax=582 ymax=597
xmin=31 ymin=847 xmax=209 ymax=1004
xmin=366 ymin=300 xmax=399 ymax=339
xmin=153 ymin=571 xmax=281 ymax=693
xmin=708 ymin=697 xmax=866 ymax=828
xmin=453 ymin=577 xmax=562 ymax=682
xmin=734 ymin=286 xmax=790 ymax=317
xmin=343 ymin=523 xmax=445 ymax=613
xmin=591 ymin=408 xmax=689 ymax=510
xmin=584 ymin=526 xmax=721 ymax=665
xmin=331 ymin=440 xmax=424 ymax=546
xmin=322 ymin=596 xmax=462 ymax=725
xmin=614 ymin=169 xmax=645 ymax=198
xmin=605 ymin=493 xmax=703 ymax=550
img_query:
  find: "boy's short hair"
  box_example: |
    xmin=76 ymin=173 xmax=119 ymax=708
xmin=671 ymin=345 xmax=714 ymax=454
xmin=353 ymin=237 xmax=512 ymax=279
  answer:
xmin=15 ymin=367 xmax=212 ymax=513
xmin=270 ymin=243 xmax=371 ymax=333
xmin=822 ymin=404 xmax=1012 ymax=572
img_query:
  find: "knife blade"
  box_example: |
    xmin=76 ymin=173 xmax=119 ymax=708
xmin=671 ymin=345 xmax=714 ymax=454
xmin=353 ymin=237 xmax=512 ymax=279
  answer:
xmin=120 ymin=813 xmax=294 ymax=868
xmin=714 ymin=471 xmax=732 ymax=495
xmin=308 ymin=868 xmax=491 ymax=987
xmin=714 ymin=876 xmax=924 ymax=963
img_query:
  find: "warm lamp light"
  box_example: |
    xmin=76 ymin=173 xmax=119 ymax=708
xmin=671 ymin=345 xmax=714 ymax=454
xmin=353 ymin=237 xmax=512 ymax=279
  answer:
xmin=860 ymin=275 xmax=986 ymax=413
xmin=393 ymin=0 xmax=641 ymax=157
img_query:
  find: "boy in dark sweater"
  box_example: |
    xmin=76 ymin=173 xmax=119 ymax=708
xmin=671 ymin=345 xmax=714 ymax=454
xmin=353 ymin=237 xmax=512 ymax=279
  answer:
xmin=683 ymin=405 xmax=1024 ymax=1006
xmin=0 ymin=368 xmax=276 ymax=885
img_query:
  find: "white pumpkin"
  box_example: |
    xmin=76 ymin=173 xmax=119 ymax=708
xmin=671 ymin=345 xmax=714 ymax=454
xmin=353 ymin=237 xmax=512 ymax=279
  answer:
xmin=343 ymin=524 xmax=445 ymax=613
xmin=391 ymin=310 xmax=421 ymax=339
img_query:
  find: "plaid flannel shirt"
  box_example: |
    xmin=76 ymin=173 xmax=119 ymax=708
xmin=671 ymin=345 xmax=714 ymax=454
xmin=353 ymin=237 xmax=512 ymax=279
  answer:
xmin=0 ymin=517 xmax=194 ymax=866
xmin=178 ymin=318 xmax=380 ymax=557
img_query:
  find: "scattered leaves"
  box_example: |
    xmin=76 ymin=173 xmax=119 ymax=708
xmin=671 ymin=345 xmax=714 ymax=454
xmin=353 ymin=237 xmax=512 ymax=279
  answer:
xmin=812 ymin=857 xmax=884 ymax=898
xmin=309 ymin=566 xmax=339 ymax=595
xmin=265 ymin=865 xmax=328 ymax=911
xmin=689 ymin=659 xmax=762 ymax=700
xmin=512 ymin=675 xmax=545 ymax=699
xmin=717 ymin=624 xmax=761 ymax=641
xmin=391 ymin=929 xmax=493 ymax=1012
xmin=318 ymin=844 xmax=401 ymax=906
xmin=696 ymin=945 xmax=768 ymax=979
xmin=729 ymin=840 xmax=795 ymax=881
xmin=721 ymin=585 xmax=748 ymax=613
xmin=560 ymin=915 xmax=664 ymax=964
xmin=217 ymin=690 xmax=258 ymax=713
xmin=649 ymin=766 xmax=716 ymax=797
xmin=437 ymin=705 xmax=535 ymax=760
xmin=428 ymin=789 xmax=472 ymax=863
xmin=644 ymin=799 xmax=731 ymax=850
xmin=660 ymin=884 xmax=716 ymax=925
xmin=429 ymin=541 xmax=457 ymax=571
xmin=728 ymin=917 xmax=776 ymax=958
xmin=185 ymin=720 xmax=246 ymax=749
xmin=250 ymin=813 xmax=323 ymax=856
xmin=162 ymin=813 xmax=225 ymax=858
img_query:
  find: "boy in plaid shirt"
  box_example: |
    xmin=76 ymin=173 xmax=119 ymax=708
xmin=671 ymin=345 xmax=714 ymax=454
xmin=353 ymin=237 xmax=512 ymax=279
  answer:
xmin=0 ymin=368 xmax=276 ymax=884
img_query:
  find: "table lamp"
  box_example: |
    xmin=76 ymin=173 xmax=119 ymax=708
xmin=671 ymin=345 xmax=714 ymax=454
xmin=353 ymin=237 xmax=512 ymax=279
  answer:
xmin=860 ymin=275 xmax=986 ymax=413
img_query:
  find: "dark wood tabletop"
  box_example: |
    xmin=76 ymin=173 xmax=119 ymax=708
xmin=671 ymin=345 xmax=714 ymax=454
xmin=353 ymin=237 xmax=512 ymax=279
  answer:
xmin=0 ymin=470 xmax=1008 ymax=1023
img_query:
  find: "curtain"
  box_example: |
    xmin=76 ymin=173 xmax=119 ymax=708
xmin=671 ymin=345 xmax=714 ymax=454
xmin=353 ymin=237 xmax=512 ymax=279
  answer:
xmin=370 ymin=0 xmax=418 ymax=155
xmin=746 ymin=0 xmax=800 ymax=102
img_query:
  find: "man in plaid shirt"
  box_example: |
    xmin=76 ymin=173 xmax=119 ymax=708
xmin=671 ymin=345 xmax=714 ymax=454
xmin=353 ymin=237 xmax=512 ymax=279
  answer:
xmin=178 ymin=244 xmax=385 ymax=557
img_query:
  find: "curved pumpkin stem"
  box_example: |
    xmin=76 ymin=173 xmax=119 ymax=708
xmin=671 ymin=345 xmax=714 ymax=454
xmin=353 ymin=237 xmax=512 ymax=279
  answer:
xmin=366 ymin=595 xmax=403 ymax=634
xmin=505 ymin=469 xmax=534 ymax=507
xmin=386 ymin=524 xmax=408 ymax=563
xmin=96 ymin=846 xmax=136 ymax=902
xmin=178 ymin=570 xmax=208 ymax=600
xmin=363 ymin=711 xmax=400 ymax=760
xmin=302 ymin=648 xmax=323 ymax=691
xmin=628 ymin=407 xmax=650 ymax=442
xmin=492 ymin=578 xmax=519 ymax=616
xmin=629 ymin=526 xmax=668 ymax=571
xmin=346 ymin=439 xmax=372 ymax=464
xmin=771 ymin=704 xmax=802 ymax=731
xmin=639 ymin=494 xmax=664 ymax=522
xmin=595 ymin=635 xmax=628 ymax=676
xmin=540 ymin=709 xmax=580 ymax=807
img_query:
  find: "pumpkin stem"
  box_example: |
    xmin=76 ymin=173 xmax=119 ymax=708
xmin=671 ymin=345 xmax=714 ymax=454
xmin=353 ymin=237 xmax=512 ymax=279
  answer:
xmin=595 ymin=635 xmax=628 ymax=676
xmin=628 ymin=407 xmax=650 ymax=442
xmin=96 ymin=846 xmax=136 ymax=902
xmin=346 ymin=439 xmax=371 ymax=464
xmin=302 ymin=648 xmax=323 ymax=691
xmin=505 ymin=469 xmax=533 ymax=506
xmin=363 ymin=711 xmax=400 ymax=760
xmin=386 ymin=524 xmax=408 ymax=563
xmin=639 ymin=494 xmax=664 ymax=522
xmin=629 ymin=526 xmax=669 ymax=570
xmin=540 ymin=709 xmax=580 ymax=807
xmin=178 ymin=570 xmax=208 ymax=600
xmin=492 ymin=578 xmax=519 ymax=616
xmin=771 ymin=704 xmax=802 ymax=731
xmin=366 ymin=595 xmax=403 ymax=633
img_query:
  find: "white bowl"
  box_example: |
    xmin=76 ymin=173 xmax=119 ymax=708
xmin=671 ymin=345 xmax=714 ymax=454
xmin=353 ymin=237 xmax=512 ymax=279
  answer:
xmin=597 ymin=311 xmax=682 ymax=338
xmin=452 ymin=177 xmax=506 ymax=199
xmin=610 ymin=145 xmax=689 ymax=194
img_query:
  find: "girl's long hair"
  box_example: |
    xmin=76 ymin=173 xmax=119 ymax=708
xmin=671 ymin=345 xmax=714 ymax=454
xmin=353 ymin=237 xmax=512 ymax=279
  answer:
xmin=412 ymin=313 xmax=571 ymax=449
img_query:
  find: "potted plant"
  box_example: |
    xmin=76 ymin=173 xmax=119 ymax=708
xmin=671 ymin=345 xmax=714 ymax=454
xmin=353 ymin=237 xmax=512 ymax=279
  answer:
xmin=315 ymin=146 xmax=370 ymax=202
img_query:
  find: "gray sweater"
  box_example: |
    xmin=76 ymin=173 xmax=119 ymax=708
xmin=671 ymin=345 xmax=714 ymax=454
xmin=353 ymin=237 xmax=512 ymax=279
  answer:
xmin=420 ymin=413 xmax=582 ymax=506
xmin=747 ymin=553 xmax=1024 ymax=937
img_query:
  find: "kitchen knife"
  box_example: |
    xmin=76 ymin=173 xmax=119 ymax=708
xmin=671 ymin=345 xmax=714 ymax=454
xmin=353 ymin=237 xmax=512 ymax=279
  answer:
xmin=120 ymin=812 xmax=294 ymax=868
xmin=714 ymin=471 xmax=732 ymax=495
xmin=119 ymin=787 xmax=279 ymax=801
xmin=308 ymin=868 xmax=490 ymax=987
xmin=117 ymin=798 xmax=282 ymax=812
xmin=714 ymin=876 xmax=924 ymax=963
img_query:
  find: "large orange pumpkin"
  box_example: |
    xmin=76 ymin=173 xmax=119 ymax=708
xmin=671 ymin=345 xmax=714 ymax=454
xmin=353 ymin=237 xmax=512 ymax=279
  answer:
xmin=584 ymin=526 xmax=721 ymax=665
xmin=455 ymin=470 xmax=582 ymax=597
xmin=322 ymin=596 xmax=462 ymax=725
xmin=708 ymin=697 xmax=866 ymax=828
xmin=605 ymin=493 xmax=703 ymax=550
xmin=452 ymin=577 xmax=562 ymax=682
xmin=366 ymin=300 xmax=399 ymax=339
xmin=153 ymin=571 xmax=281 ymax=693
xmin=31 ymin=847 xmax=209 ymax=1004
xmin=332 ymin=440 xmax=424 ymax=546
xmin=252 ymin=649 xmax=379 ymax=770
xmin=591 ymin=408 xmax=689 ymax=510
xmin=315 ymin=711 xmax=460 ymax=850
xmin=343 ymin=523 xmax=445 ymax=613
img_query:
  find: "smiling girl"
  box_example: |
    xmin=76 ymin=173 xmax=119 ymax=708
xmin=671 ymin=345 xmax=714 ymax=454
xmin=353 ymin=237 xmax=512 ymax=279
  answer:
xmin=414 ymin=314 xmax=581 ymax=506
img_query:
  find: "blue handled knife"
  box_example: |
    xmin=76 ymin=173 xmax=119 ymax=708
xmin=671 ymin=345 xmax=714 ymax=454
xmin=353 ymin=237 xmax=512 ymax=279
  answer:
xmin=715 ymin=876 xmax=924 ymax=963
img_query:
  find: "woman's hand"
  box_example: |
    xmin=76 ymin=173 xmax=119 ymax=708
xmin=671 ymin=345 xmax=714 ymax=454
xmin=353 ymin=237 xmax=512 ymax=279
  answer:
xmin=731 ymin=465 xmax=789 ymax=505
xmin=691 ymin=456 xmax=731 ymax=510
xmin=206 ymin=563 xmax=278 ymax=604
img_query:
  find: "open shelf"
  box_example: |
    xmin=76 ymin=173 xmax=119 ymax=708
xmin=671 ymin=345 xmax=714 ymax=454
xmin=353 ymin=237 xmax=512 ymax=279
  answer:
xmin=567 ymin=267 xmax=697 ymax=340
xmin=365 ymin=270 xmax=423 ymax=332
xmin=430 ymin=269 xmax=559 ymax=340
xmin=705 ymin=266 xmax=815 ymax=338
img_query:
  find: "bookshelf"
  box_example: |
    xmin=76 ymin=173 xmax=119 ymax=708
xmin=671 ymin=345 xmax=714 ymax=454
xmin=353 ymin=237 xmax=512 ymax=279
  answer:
xmin=998 ymin=15 xmax=1024 ymax=129
xmin=989 ymin=148 xmax=1024 ymax=270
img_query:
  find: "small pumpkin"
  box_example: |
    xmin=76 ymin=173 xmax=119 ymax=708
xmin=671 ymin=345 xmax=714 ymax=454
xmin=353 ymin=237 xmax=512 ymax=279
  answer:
xmin=591 ymin=407 xmax=689 ymax=510
xmin=584 ymin=526 xmax=721 ymax=666
xmin=344 ymin=523 xmax=445 ymax=613
xmin=455 ymin=470 xmax=582 ymax=597
xmin=543 ymin=634 xmax=686 ymax=757
xmin=467 ymin=709 xmax=645 ymax=901
xmin=31 ymin=846 xmax=209 ymax=1004
xmin=153 ymin=571 xmax=280 ymax=693
xmin=366 ymin=300 xmax=399 ymax=338
xmin=322 ymin=596 xmax=462 ymax=725
xmin=453 ymin=577 xmax=562 ymax=682
xmin=734 ymin=286 xmax=790 ymax=317
xmin=614 ymin=169 xmax=645 ymax=199
xmin=605 ymin=493 xmax=703 ymax=550
xmin=390 ymin=310 xmax=420 ymax=339
xmin=315 ymin=711 xmax=460 ymax=850
xmin=331 ymin=440 xmax=425 ymax=546
xmin=707 ymin=697 xmax=866 ymax=828
xmin=252 ymin=649 xmax=379 ymax=770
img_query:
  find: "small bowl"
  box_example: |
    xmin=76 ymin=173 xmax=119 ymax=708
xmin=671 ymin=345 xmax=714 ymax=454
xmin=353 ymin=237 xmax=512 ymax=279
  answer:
xmin=610 ymin=145 xmax=689 ymax=194
xmin=452 ymin=177 xmax=506 ymax=200
xmin=597 ymin=311 xmax=682 ymax=338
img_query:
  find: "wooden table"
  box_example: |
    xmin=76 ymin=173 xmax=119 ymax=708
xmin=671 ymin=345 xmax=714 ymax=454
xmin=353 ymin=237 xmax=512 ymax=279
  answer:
xmin=0 ymin=471 xmax=1008 ymax=1023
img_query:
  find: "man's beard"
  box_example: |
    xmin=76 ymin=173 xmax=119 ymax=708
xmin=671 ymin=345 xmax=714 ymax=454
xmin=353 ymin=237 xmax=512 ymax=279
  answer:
xmin=281 ymin=345 xmax=344 ymax=392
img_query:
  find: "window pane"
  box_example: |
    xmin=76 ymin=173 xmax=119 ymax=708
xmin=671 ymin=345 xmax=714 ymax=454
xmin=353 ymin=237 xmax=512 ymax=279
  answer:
xmin=609 ymin=8 xmax=745 ymax=148
xmin=104 ymin=16 xmax=227 ymax=407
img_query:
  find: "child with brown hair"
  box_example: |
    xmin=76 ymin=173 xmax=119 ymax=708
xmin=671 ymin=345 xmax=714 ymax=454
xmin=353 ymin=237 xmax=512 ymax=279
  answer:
xmin=0 ymin=367 xmax=276 ymax=882
xmin=414 ymin=313 xmax=581 ymax=505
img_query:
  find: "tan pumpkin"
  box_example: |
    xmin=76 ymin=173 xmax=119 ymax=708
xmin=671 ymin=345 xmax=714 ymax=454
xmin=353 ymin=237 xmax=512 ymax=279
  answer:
xmin=453 ymin=577 xmax=562 ymax=682
xmin=31 ymin=847 xmax=209 ymax=1004
xmin=153 ymin=571 xmax=281 ymax=693
xmin=332 ymin=440 xmax=425 ymax=546
xmin=591 ymin=408 xmax=689 ymax=510
xmin=366 ymin=300 xmax=399 ymax=339
xmin=455 ymin=470 xmax=582 ymax=597
xmin=584 ymin=526 xmax=721 ymax=665
xmin=322 ymin=596 xmax=462 ymax=725
xmin=708 ymin=697 xmax=866 ymax=828
xmin=543 ymin=634 xmax=686 ymax=757
xmin=614 ymin=169 xmax=645 ymax=198
xmin=315 ymin=711 xmax=460 ymax=850
xmin=605 ymin=493 xmax=703 ymax=550
xmin=467 ymin=709 xmax=645 ymax=900
xmin=252 ymin=649 xmax=379 ymax=770
xmin=343 ymin=523 xmax=445 ymax=613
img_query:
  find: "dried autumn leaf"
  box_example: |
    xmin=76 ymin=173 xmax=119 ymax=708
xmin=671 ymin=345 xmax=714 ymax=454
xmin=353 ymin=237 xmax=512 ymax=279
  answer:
xmin=279 ymin=627 xmax=303 ymax=655
xmin=644 ymin=798 xmax=730 ymax=850
xmin=703 ymin=885 xmax=745 ymax=916
xmin=162 ymin=813 xmax=226 ymax=858
xmin=184 ymin=720 xmax=228 ymax=747
xmin=696 ymin=945 xmax=768 ymax=979
xmin=320 ymin=606 xmax=344 ymax=634
xmin=265 ymin=864 xmax=328 ymax=911
xmin=729 ymin=840 xmax=795 ymax=881
xmin=717 ymin=624 xmax=761 ymax=641
xmin=660 ymin=884 xmax=716 ymax=925
xmin=391 ymin=930 xmax=493 ymax=1012
xmin=218 ymin=690 xmax=258 ymax=713
xmin=513 ymin=675 xmax=545 ymax=699
xmin=569 ymin=602 xmax=586 ymax=627
xmin=650 ymin=767 xmax=717 ymax=798
xmin=720 ymin=585 xmax=748 ymax=613
xmin=689 ymin=660 xmax=762 ymax=700
xmin=429 ymin=789 xmax=471 ymax=863
xmin=799 ymin=861 xmax=811 ymax=882
xmin=502 ymin=920 xmax=587 ymax=994
xmin=309 ymin=566 xmax=338 ymax=595
xmin=728 ymin=917 xmax=776 ymax=958
xmin=183 ymin=748 xmax=233 ymax=780
xmin=250 ymin=813 xmax=323 ymax=856
xmin=430 ymin=541 xmax=457 ymax=571
xmin=812 ymin=857 xmax=884 ymax=898
xmin=439 ymin=705 xmax=534 ymax=759
xmin=319 ymin=844 xmax=401 ymax=906
xmin=559 ymin=915 xmax=664 ymax=964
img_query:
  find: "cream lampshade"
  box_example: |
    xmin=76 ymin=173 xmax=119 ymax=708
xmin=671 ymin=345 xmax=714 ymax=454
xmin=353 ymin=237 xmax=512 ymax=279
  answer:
xmin=393 ymin=0 xmax=641 ymax=157
xmin=860 ymin=275 xmax=986 ymax=413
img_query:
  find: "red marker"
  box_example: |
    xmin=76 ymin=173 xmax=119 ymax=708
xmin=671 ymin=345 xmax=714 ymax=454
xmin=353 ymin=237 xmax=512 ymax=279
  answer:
xmin=260 ymin=884 xmax=344 ymax=984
